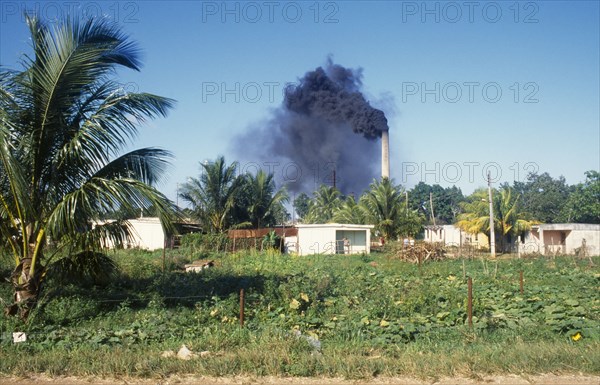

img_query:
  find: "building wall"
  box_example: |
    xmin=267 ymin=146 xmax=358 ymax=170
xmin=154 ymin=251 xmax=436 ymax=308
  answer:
xmin=96 ymin=218 xmax=165 ymax=251
xmin=297 ymin=226 xmax=336 ymax=255
xmin=424 ymin=225 xmax=488 ymax=249
xmin=425 ymin=225 xmax=462 ymax=245
xmin=566 ymin=229 xmax=599 ymax=256
xmin=294 ymin=224 xmax=373 ymax=256
xmin=523 ymin=224 xmax=600 ymax=255
xmin=336 ymin=230 xmax=368 ymax=254
xmin=127 ymin=218 xmax=165 ymax=250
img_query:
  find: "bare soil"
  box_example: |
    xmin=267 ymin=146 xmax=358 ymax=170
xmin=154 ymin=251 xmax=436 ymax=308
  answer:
xmin=1 ymin=374 xmax=598 ymax=385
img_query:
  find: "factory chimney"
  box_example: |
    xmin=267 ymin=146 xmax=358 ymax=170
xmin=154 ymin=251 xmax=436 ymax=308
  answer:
xmin=381 ymin=130 xmax=390 ymax=179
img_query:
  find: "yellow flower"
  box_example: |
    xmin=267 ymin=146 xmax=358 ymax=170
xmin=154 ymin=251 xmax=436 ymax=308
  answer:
xmin=571 ymin=332 xmax=582 ymax=341
xmin=289 ymin=298 xmax=301 ymax=309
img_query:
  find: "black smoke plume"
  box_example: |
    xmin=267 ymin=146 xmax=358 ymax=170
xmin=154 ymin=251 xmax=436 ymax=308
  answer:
xmin=233 ymin=60 xmax=389 ymax=194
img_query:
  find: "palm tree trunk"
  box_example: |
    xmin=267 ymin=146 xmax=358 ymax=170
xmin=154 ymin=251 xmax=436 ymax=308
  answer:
xmin=5 ymin=257 xmax=44 ymax=320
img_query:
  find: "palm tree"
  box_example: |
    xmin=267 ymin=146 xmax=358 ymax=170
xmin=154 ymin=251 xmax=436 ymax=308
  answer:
xmin=179 ymin=156 xmax=242 ymax=233
xmin=244 ymin=170 xmax=288 ymax=228
xmin=333 ymin=196 xmax=368 ymax=224
xmin=360 ymin=178 xmax=405 ymax=241
xmin=303 ymin=185 xmax=342 ymax=223
xmin=0 ymin=15 xmax=176 ymax=318
xmin=495 ymin=186 xmax=535 ymax=251
xmin=457 ymin=186 xmax=534 ymax=252
xmin=456 ymin=189 xmax=490 ymax=237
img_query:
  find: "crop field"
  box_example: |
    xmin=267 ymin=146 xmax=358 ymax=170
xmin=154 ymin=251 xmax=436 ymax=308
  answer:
xmin=1 ymin=249 xmax=599 ymax=379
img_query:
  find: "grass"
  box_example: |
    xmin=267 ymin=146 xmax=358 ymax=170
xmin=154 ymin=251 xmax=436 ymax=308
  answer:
xmin=0 ymin=248 xmax=599 ymax=379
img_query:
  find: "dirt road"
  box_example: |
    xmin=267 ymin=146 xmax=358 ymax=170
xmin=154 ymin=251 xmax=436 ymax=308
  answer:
xmin=1 ymin=374 xmax=598 ymax=385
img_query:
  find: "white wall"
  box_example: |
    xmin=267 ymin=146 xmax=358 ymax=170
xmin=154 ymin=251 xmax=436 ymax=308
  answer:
xmin=567 ymin=228 xmax=600 ymax=255
xmin=425 ymin=225 xmax=460 ymax=244
xmin=523 ymin=224 xmax=600 ymax=255
xmin=127 ymin=218 xmax=165 ymax=250
xmin=295 ymin=224 xmax=373 ymax=256
xmin=96 ymin=217 xmax=165 ymax=251
xmin=424 ymin=225 xmax=489 ymax=249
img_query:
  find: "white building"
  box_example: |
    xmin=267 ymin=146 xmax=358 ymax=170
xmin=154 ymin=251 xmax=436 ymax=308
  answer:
xmin=522 ymin=223 xmax=600 ymax=256
xmin=287 ymin=224 xmax=374 ymax=256
xmin=97 ymin=217 xmax=166 ymax=250
xmin=424 ymin=225 xmax=489 ymax=249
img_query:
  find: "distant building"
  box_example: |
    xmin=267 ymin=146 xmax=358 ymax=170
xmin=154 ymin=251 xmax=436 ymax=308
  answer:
xmin=96 ymin=217 xmax=200 ymax=251
xmin=522 ymin=223 xmax=600 ymax=256
xmin=423 ymin=223 xmax=600 ymax=256
xmin=229 ymin=223 xmax=374 ymax=256
xmin=293 ymin=223 xmax=374 ymax=255
xmin=424 ymin=225 xmax=489 ymax=249
xmin=95 ymin=217 xmax=165 ymax=250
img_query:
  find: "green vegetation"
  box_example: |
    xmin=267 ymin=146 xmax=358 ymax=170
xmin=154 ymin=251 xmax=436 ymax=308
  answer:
xmin=1 ymin=250 xmax=598 ymax=379
xmin=0 ymin=15 xmax=176 ymax=318
xmin=179 ymin=157 xmax=289 ymax=233
xmin=1 ymin=13 xmax=598 ymax=381
xmin=457 ymin=186 xmax=536 ymax=252
xmin=559 ymin=170 xmax=600 ymax=223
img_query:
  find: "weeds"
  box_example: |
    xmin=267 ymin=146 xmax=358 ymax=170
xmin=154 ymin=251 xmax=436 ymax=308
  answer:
xmin=0 ymin=249 xmax=599 ymax=378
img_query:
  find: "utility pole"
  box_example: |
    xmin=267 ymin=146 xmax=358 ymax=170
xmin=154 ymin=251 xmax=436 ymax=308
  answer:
xmin=292 ymin=192 xmax=296 ymax=224
xmin=332 ymin=169 xmax=336 ymax=189
xmin=487 ymin=172 xmax=496 ymax=258
xmin=429 ymin=192 xmax=436 ymax=226
xmin=405 ymin=191 xmax=409 ymax=215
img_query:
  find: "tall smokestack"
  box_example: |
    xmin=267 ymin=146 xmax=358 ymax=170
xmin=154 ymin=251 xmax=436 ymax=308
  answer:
xmin=233 ymin=59 xmax=390 ymax=194
xmin=381 ymin=130 xmax=390 ymax=179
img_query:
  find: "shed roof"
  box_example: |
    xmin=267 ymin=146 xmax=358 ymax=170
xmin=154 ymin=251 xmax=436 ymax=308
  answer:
xmin=532 ymin=223 xmax=600 ymax=231
xmin=294 ymin=223 xmax=374 ymax=230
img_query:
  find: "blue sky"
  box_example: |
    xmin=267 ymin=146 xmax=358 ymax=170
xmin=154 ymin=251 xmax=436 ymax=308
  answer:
xmin=1 ymin=1 xmax=599 ymax=201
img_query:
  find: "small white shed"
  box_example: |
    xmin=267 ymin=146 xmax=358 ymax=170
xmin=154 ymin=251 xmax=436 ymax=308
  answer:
xmin=523 ymin=223 xmax=600 ymax=255
xmin=290 ymin=223 xmax=374 ymax=256
xmin=96 ymin=217 xmax=166 ymax=250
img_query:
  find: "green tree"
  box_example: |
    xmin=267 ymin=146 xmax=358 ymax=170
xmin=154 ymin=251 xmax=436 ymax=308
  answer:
xmin=303 ymin=185 xmax=342 ymax=223
xmin=360 ymin=178 xmax=407 ymax=240
xmin=293 ymin=192 xmax=311 ymax=220
xmin=559 ymin=170 xmax=600 ymax=223
xmin=0 ymin=15 xmax=176 ymax=318
xmin=179 ymin=156 xmax=242 ymax=233
xmin=457 ymin=186 xmax=534 ymax=252
xmin=397 ymin=209 xmax=426 ymax=238
xmin=513 ymin=172 xmax=570 ymax=223
xmin=333 ymin=196 xmax=368 ymax=224
xmin=243 ymin=170 xmax=288 ymax=228
xmin=408 ymin=182 xmax=464 ymax=224
xmin=495 ymin=186 xmax=536 ymax=250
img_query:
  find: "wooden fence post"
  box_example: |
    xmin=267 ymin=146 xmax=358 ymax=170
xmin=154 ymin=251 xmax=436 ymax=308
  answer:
xmin=239 ymin=289 xmax=245 ymax=328
xmin=519 ymin=270 xmax=524 ymax=295
xmin=467 ymin=277 xmax=473 ymax=328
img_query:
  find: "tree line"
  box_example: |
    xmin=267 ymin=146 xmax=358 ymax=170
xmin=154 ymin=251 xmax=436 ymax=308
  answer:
xmin=178 ymin=156 xmax=599 ymax=248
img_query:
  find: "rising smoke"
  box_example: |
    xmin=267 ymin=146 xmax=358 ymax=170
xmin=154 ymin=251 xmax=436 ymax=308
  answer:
xmin=233 ymin=59 xmax=390 ymax=194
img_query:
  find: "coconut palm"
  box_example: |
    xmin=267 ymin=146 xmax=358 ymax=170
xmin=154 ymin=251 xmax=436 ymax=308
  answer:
xmin=0 ymin=15 xmax=176 ymax=318
xmin=303 ymin=185 xmax=342 ymax=223
xmin=360 ymin=178 xmax=405 ymax=241
xmin=179 ymin=156 xmax=242 ymax=233
xmin=243 ymin=170 xmax=288 ymax=228
xmin=456 ymin=189 xmax=490 ymax=237
xmin=495 ymin=186 xmax=536 ymax=250
xmin=332 ymin=196 xmax=368 ymax=224
xmin=457 ymin=186 xmax=534 ymax=252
